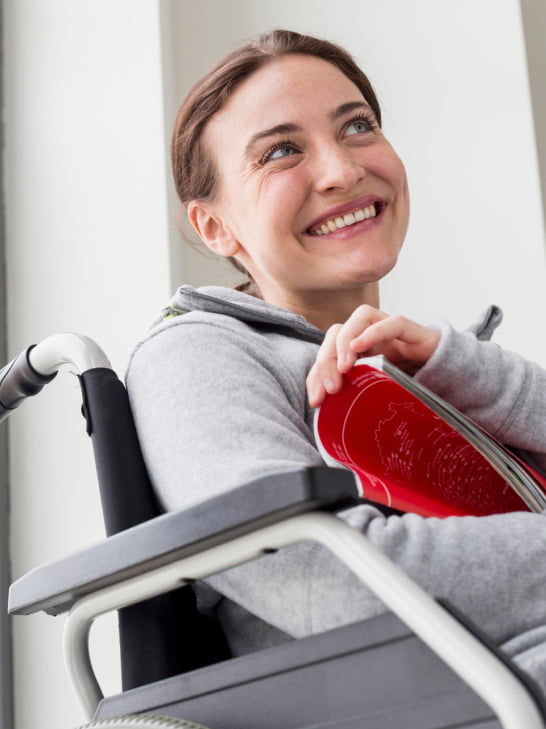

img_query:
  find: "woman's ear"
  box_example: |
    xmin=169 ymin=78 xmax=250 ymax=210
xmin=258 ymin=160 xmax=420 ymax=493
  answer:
xmin=187 ymin=200 xmax=240 ymax=258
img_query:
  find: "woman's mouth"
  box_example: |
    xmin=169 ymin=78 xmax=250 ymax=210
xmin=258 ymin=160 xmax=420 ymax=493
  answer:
xmin=308 ymin=201 xmax=384 ymax=236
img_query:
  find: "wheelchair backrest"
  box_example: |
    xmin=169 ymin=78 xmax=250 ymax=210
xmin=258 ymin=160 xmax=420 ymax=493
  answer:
xmin=80 ymin=366 xmax=231 ymax=690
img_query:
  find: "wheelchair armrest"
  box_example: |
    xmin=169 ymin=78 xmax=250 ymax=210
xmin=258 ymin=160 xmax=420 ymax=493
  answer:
xmin=9 ymin=466 xmax=359 ymax=617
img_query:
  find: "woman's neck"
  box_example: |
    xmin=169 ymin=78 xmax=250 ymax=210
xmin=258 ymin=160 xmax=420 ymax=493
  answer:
xmin=262 ymin=282 xmax=380 ymax=332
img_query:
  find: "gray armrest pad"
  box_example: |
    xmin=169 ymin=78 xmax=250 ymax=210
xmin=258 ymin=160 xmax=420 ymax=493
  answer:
xmin=9 ymin=466 xmax=358 ymax=616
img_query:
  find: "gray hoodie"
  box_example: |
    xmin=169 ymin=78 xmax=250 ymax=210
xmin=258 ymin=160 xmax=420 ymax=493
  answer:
xmin=127 ymin=285 xmax=546 ymax=689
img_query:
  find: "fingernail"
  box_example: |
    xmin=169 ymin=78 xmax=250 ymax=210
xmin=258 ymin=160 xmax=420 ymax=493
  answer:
xmin=323 ymin=377 xmax=336 ymax=393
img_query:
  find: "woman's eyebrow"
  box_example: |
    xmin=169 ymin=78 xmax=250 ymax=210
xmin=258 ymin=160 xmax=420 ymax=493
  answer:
xmin=245 ymin=122 xmax=302 ymax=158
xmin=331 ymin=101 xmax=372 ymax=121
xmin=244 ymin=101 xmax=373 ymax=158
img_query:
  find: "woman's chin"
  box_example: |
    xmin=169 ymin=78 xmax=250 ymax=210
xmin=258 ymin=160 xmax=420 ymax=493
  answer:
xmin=339 ymin=251 xmax=400 ymax=286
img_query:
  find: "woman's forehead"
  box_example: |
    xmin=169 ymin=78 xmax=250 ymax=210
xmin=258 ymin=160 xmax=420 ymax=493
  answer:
xmin=205 ymin=55 xmax=365 ymax=149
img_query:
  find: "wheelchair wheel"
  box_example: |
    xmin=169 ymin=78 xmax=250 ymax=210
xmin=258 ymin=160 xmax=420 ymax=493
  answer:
xmin=77 ymin=715 xmax=210 ymax=729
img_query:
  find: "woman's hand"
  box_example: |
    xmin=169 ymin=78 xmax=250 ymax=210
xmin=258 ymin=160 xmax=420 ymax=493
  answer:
xmin=307 ymin=305 xmax=440 ymax=408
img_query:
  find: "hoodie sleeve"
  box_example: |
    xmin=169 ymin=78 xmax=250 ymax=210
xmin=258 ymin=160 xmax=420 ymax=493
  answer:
xmin=414 ymin=319 xmax=546 ymax=475
xmin=126 ymin=313 xmax=325 ymax=513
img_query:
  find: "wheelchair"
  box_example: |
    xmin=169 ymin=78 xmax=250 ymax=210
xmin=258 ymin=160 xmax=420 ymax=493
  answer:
xmin=2 ymin=332 xmax=545 ymax=729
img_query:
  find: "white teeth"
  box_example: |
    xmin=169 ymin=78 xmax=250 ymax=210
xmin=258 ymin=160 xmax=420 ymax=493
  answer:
xmin=311 ymin=204 xmax=378 ymax=235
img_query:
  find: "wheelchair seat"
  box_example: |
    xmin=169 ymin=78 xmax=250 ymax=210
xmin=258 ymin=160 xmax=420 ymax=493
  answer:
xmin=3 ymin=333 xmax=546 ymax=729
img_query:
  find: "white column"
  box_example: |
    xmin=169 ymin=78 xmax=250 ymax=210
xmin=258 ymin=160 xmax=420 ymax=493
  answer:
xmin=4 ymin=1 xmax=172 ymax=726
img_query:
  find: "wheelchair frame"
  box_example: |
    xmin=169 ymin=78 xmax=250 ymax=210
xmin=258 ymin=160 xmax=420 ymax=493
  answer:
xmin=2 ymin=333 xmax=545 ymax=729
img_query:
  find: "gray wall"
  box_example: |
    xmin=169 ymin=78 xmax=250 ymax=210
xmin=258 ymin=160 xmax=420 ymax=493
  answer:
xmin=0 ymin=212 xmax=14 ymax=729
xmin=0 ymin=1 xmax=14 ymax=724
xmin=521 ymin=0 xmax=546 ymax=235
xmin=0 ymin=242 xmax=13 ymax=729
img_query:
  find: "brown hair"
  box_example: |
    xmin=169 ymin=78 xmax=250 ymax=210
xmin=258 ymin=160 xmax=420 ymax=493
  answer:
xmin=170 ymin=29 xmax=382 ymax=287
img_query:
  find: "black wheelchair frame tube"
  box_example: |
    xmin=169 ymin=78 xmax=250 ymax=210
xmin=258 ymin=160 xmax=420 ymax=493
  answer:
xmin=0 ymin=347 xmax=57 ymax=423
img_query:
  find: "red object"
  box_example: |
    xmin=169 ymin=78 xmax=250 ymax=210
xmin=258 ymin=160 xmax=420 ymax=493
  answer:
xmin=315 ymin=363 xmax=542 ymax=518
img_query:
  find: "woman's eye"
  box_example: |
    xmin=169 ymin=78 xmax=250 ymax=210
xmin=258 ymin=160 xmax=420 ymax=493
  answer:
xmin=344 ymin=119 xmax=370 ymax=137
xmin=267 ymin=144 xmax=297 ymax=161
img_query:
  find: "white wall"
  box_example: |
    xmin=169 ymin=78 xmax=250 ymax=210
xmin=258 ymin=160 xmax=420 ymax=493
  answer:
xmin=4 ymin=1 xmax=545 ymax=728
xmin=168 ymin=0 xmax=546 ymax=363
xmin=4 ymin=1 xmax=172 ymax=727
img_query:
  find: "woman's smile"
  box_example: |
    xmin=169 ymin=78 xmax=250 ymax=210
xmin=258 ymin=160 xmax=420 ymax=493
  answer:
xmin=305 ymin=196 xmax=387 ymax=238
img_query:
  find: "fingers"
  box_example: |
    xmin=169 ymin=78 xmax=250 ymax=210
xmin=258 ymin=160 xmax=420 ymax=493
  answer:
xmin=306 ymin=324 xmax=344 ymax=408
xmin=349 ymin=314 xmax=422 ymax=354
xmin=349 ymin=315 xmax=441 ymax=365
xmin=307 ymin=305 xmax=441 ymax=408
xmin=335 ymin=305 xmax=388 ymax=371
xmin=307 ymin=306 xmax=388 ymax=408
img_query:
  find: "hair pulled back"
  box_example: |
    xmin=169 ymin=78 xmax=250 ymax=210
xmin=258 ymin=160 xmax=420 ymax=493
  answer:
xmin=171 ymin=29 xmax=382 ymax=206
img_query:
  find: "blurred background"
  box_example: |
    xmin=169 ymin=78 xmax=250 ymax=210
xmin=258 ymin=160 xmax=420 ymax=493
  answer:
xmin=1 ymin=1 xmax=545 ymax=727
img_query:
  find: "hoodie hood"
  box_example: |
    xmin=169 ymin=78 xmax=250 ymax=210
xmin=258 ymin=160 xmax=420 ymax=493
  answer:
xmin=159 ymin=285 xmax=325 ymax=345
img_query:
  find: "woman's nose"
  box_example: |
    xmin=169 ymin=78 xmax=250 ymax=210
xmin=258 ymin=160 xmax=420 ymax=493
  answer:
xmin=312 ymin=144 xmax=365 ymax=193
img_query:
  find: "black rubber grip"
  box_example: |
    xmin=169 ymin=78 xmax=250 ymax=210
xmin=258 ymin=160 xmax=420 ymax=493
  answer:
xmin=0 ymin=347 xmax=57 ymax=422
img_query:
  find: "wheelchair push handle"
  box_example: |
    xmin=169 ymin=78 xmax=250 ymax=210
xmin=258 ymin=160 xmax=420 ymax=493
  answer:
xmin=0 ymin=333 xmax=111 ymax=423
xmin=0 ymin=347 xmax=56 ymax=422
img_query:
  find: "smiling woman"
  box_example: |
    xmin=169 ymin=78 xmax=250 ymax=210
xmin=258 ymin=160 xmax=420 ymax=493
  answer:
xmin=127 ymin=29 xmax=546 ymax=694
xmin=187 ymin=55 xmax=409 ymax=329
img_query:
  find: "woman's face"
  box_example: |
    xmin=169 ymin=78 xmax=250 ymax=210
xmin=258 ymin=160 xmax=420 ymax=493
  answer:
xmin=189 ymin=54 xmax=410 ymax=321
